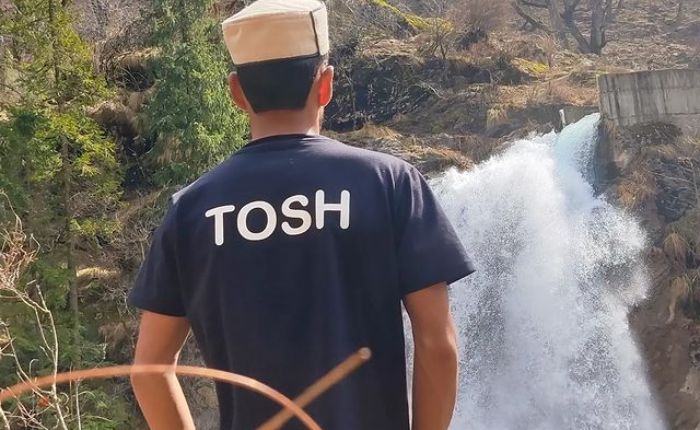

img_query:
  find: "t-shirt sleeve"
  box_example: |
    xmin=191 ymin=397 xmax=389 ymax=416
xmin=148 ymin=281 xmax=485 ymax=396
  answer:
xmin=128 ymin=206 xmax=186 ymax=317
xmin=394 ymin=166 xmax=475 ymax=296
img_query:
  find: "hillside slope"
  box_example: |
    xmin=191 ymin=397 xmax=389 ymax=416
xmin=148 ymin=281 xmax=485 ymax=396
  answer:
xmin=2 ymin=0 xmax=699 ymax=428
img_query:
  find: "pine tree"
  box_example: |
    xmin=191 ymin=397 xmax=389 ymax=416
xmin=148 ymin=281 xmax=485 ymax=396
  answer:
xmin=0 ymin=0 xmax=120 ymax=363
xmin=144 ymin=0 xmax=248 ymax=185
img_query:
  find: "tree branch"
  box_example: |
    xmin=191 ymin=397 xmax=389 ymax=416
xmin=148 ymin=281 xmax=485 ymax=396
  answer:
xmin=560 ymin=0 xmax=592 ymax=53
xmin=519 ymin=0 xmax=549 ymax=8
xmin=512 ymin=2 xmax=551 ymax=32
xmin=0 ymin=399 xmax=10 ymax=430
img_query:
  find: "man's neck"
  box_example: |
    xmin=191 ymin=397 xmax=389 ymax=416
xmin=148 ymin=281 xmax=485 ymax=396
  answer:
xmin=249 ymin=110 xmax=321 ymax=141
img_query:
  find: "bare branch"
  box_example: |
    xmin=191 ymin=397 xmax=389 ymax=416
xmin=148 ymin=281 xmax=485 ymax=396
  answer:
xmin=519 ymin=0 xmax=549 ymax=8
xmin=512 ymin=1 xmax=551 ymax=32
xmin=0 ymin=193 xmax=68 ymax=430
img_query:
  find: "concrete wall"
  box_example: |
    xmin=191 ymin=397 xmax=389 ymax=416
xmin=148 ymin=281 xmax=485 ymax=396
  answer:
xmin=598 ymin=69 xmax=700 ymax=136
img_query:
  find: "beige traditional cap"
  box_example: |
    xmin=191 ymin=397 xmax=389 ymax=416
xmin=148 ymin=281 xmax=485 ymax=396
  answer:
xmin=222 ymin=0 xmax=329 ymax=66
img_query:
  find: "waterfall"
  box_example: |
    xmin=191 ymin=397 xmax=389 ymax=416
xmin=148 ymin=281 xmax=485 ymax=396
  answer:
xmin=427 ymin=114 xmax=666 ymax=430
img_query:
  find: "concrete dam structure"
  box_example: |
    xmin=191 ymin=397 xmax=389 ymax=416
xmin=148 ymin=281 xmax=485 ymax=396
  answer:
xmin=598 ymin=69 xmax=700 ymax=136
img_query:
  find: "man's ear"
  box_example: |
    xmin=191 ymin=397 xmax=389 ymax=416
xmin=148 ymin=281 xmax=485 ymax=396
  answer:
xmin=318 ymin=65 xmax=334 ymax=108
xmin=228 ymin=72 xmax=250 ymax=112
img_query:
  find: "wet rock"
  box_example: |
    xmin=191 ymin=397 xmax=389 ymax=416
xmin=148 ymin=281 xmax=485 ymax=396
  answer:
xmin=681 ymin=368 xmax=700 ymax=402
xmin=690 ymin=336 xmax=700 ymax=369
xmin=653 ymin=158 xmax=700 ymax=222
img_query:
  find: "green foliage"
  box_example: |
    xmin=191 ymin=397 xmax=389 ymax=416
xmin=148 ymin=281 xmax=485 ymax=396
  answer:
xmin=0 ymin=108 xmax=121 ymax=244
xmin=0 ymin=1 xmax=130 ymax=427
xmin=0 ymin=108 xmax=53 ymax=219
xmin=144 ymin=0 xmax=248 ymax=185
xmin=1 ymin=0 xmax=111 ymax=107
xmin=0 ymin=0 xmax=121 ymax=227
xmin=0 ymin=0 xmax=246 ymax=427
xmin=77 ymin=386 xmax=136 ymax=430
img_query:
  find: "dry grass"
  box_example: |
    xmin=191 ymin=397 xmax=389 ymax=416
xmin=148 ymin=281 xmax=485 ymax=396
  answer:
xmin=122 ymin=88 xmax=154 ymax=113
xmin=75 ymin=267 xmax=120 ymax=290
xmin=617 ymin=171 xmax=656 ymax=208
xmin=330 ymin=123 xmax=474 ymax=172
xmin=645 ymin=144 xmax=684 ymax=160
xmin=525 ymin=80 xmax=596 ymax=107
xmin=489 ymin=32 xmax=549 ymax=64
xmin=89 ymin=100 xmax=137 ymax=131
xmin=666 ymin=275 xmax=693 ymax=324
xmin=539 ymin=80 xmax=597 ymax=106
xmin=491 ymin=79 xmax=597 ymax=109
xmin=536 ymin=35 xmax=559 ymax=68
xmin=671 ymin=276 xmax=691 ymax=300
xmin=452 ymin=0 xmax=510 ymax=34
xmin=486 ymin=105 xmax=510 ymax=128
xmin=663 ymin=232 xmax=691 ymax=264
xmin=679 ymin=136 xmax=700 ymax=157
xmin=343 ymin=123 xmax=403 ymax=141
xmin=464 ymin=40 xmax=498 ymax=59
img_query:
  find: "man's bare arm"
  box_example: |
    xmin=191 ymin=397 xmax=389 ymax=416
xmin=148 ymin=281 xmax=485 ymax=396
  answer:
xmin=404 ymin=282 xmax=458 ymax=430
xmin=131 ymin=311 xmax=195 ymax=430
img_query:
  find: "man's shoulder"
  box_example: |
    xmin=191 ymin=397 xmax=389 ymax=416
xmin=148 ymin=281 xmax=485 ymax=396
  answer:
xmin=171 ymin=135 xmax=418 ymax=205
xmin=170 ymin=161 xmax=230 ymax=207
xmin=170 ymin=181 xmax=199 ymax=206
xmin=320 ymin=136 xmax=416 ymax=172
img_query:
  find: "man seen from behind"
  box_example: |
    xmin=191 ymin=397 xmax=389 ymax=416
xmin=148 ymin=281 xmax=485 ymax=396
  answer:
xmin=129 ymin=1 xmax=476 ymax=429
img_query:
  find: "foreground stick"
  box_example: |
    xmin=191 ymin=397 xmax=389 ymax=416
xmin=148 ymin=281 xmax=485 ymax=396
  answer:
xmin=0 ymin=365 xmax=319 ymax=429
xmin=258 ymin=347 xmax=372 ymax=430
xmin=0 ymin=348 xmax=372 ymax=430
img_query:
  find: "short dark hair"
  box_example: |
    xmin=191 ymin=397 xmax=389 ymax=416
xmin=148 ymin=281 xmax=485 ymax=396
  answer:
xmin=236 ymin=55 xmax=327 ymax=113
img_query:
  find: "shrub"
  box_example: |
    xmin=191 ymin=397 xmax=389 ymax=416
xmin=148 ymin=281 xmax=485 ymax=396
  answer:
xmin=664 ymin=232 xmax=691 ymax=265
xmin=453 ymin=0 xmax=509 ymax=35
xmin=417 ymin=0 xmax=508 ymax=62
xmin=143 ymin=0 xmax=248 ymax=186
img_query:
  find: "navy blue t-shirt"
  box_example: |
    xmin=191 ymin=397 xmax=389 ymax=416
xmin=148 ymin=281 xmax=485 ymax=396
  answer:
xmin=129 ymin=135 xmax=474 ymax=430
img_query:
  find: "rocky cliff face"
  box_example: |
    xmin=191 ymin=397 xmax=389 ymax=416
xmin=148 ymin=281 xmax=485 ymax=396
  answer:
xmin=326 ymin=40 xmax=700 ymax=427
xmin=598 ymin=121 xmax=700 ymax=429
xmin=323 ymin=36 xmax=700 ymax=427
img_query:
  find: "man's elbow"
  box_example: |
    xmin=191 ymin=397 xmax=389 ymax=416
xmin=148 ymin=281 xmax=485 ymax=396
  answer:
xmin=130 ymin=371 xmax=148 ymax=392
xmin=130 ymin=353 xmax=176 ymax=389
xmin=130 ymin=359 xmax=156 ymax=390
xmin=414 ymin=332 xmax=458 ymax=364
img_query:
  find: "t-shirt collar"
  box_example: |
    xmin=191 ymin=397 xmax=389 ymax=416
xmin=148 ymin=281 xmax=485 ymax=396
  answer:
xmin=237 ymin=133 xmax=326 ymax=153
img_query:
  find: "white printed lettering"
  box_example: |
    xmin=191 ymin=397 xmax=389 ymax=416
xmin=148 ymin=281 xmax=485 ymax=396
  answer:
xmin=204 ymin=190 xmax=352 ymax=245
xmin=205 ymin=205 xmax=236 ymax=246
xmin=315 ymin=190 xmax=350 ymax=230
xmin=237 ymin=201 xmax=277 ymax=241
xmin=281 ymin=195 xmax=312 ymax=236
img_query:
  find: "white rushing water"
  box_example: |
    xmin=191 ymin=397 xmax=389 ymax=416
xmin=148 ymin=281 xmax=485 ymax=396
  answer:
xmin=429 ymin=114 xmax=666 ymax=430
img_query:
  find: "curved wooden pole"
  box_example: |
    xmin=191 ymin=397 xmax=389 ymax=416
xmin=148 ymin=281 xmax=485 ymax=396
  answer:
xmin=0 ymin=365 xmax=321 ymax=430
xmin=258 ymin=348 xmax=372 ymax=430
